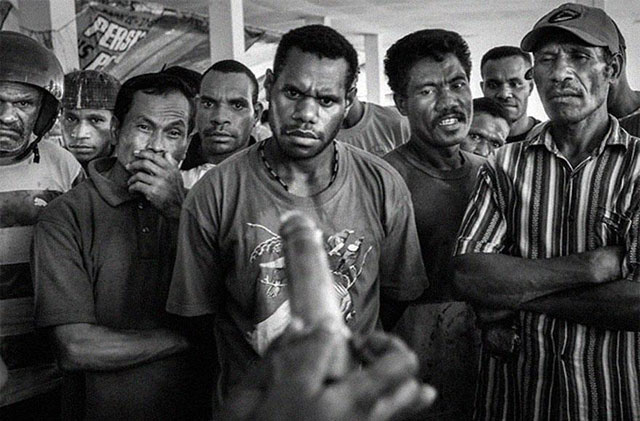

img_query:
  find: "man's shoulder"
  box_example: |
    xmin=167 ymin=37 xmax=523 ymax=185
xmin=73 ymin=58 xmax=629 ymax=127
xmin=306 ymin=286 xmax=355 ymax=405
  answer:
xmin=38 ymin=141 xmax=83 ymax=176
xmin=367 ymin=102 xmax=403 ymax=120
xmin=341 ymin=142 xmax=408 ymax=187
xmin=382 ymin=143 xmax=412 ymax=170
xmin=38 ymin=176 xmax=96 ymax=225
xmin=460 ymin=149 xmax=487 ymax=169
xmin=185 ymin=143 xmax=259 ymax=203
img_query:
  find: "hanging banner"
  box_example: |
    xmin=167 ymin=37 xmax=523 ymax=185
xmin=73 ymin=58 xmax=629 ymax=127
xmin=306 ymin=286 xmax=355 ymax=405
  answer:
xmin=75 ymin=1 xmax=281 ymax=78
xmin=0 ymin=1 xmax=12 ymax=29
xmin=77 ymin=3 xmax=154 ymax=70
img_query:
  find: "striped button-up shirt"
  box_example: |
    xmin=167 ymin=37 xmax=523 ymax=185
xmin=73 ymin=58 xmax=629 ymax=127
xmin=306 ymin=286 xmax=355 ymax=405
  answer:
xmin=455 ymin=118 xmax=640 ymax=420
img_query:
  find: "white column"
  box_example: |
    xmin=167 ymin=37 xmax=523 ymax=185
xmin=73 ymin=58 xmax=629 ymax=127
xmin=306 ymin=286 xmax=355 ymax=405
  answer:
xmin=576 ymin=0 xmax=605 ymax=9
xmin=208 ymin=0 xmax=245 ymax=64
xmin=364 ymin=33 xmax=383 ymax=105
xmin=18 ymin=0 xmax=79 ymax=72
xmin=305 ymin=16 xmax=332 ymax=26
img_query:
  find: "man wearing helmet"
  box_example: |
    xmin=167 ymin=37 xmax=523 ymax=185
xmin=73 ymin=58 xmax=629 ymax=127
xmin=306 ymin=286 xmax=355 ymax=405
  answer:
xmin=0 ymin=31 xmax=83 ymax=419
xmin=60 ymin=70 xmax=121 ymax=168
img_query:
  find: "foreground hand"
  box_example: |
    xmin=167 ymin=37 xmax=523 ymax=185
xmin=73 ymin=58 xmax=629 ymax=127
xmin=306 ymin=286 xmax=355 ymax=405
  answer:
xmin=126 ymin=150 xmax=186 ymax=218
xmin=220 ymin=324 xmax=436 ymax=421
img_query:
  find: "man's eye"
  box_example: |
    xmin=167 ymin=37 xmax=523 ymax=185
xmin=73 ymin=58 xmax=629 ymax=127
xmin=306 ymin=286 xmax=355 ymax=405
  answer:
xmin=232 ymin=102 xmax=246 ymax=110
xmin=420 ymin=89 xmax=433 ymax=96
xmin=137 ymin=124 xmax=150 ymax=131
xmin=169 ymin=130 xmax=182 ymax=137
xmin=486 ymin=82 xmax=499 ymax=90
xmin=90 ymin=118 xmax=105 ymax=124
xmin=65 ymin=115 xmax=77 ymax=122
xmin=469 ymin=133 xmax=483 ymax=142
xmin=285 ymin=88 xmax=301 ymax=99
xmin=319 ymin=97 xmax=335 ymax=107
xmin=452 ymin=81 xmax=466 ymax=90
xmin=200 ymin=99 xmax=214 ymax=108
xmin=17 ymin=101 xmax=32 ymax=107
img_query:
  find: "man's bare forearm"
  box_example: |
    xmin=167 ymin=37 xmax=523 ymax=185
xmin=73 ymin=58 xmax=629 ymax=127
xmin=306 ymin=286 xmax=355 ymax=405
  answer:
xmin=52 ymin=323 xmax=190 ymax=372
xmin=452 ymin=246 xmax=623 ymax=309
xmin=519 ymin=280 xmax=640 ymax=331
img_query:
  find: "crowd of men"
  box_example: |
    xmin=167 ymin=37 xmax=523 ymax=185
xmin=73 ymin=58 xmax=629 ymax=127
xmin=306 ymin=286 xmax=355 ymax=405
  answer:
xmin=1 ymin=2 xmax=639 ymax=420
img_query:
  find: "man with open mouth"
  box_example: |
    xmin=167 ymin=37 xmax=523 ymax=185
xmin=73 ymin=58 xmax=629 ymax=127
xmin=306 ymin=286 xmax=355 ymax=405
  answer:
xmin=383 ymin=28 xmax=485 ymax=420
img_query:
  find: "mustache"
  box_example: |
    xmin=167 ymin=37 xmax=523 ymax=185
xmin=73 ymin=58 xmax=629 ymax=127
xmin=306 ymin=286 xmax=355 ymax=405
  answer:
xmin=202 ymin=128 xmax=233 ymax=137
xmin=547 ymin=82 xmax=581 ymax=97
xmin=496 ymin=98 xmax=518 ymax=107
xmin=282 ymin=128 xmax=319 ymax=139
xmin=436 ymin=109 xmax=467 ymax=123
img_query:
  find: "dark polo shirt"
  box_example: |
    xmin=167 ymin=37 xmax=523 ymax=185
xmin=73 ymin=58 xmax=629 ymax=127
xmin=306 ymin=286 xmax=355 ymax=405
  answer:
xmin=32 ymin=157 xmax=198 ymax=420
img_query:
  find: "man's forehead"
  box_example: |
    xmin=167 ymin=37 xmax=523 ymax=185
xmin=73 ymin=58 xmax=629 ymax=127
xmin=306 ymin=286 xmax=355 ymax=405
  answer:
xmin=128 ymin=90 xmax=189 ymax=121
xmin=407 ymin=55 xmax=468 ymax=85
xmin=64 ymin=108 xmax=113 ymax=116
xmin=0 ymin=80 xmax=42 ymax=97
xmin=202 ymin=71 xmax=253 ymax=95
xmin=277 ymin=48 xmax=349 ymax=86
xmin=483 ymin=56 xmax=529 ymax=78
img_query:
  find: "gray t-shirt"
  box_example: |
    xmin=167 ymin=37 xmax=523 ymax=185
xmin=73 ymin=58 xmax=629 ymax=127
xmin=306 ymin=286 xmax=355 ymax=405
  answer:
xmin=167 ymin=140 xmax=427 ymax=396
xmin=337 ymin=102 xmax=410 ymax=157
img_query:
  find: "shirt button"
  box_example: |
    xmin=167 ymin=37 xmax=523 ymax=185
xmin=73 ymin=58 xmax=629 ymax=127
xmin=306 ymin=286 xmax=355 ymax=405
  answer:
xmin=141 ymin=226 xmax=150 ymax=234
xmin=137 ymin=203 xmax=144 ymax=210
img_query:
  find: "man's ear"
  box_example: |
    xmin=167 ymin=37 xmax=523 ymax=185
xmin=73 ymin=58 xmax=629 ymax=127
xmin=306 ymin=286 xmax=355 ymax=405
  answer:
xmin=109 ymin=116 xmax=120 ymax=146
xmin=606 ymin=52 xmax=623 ymax=82
xmin=394 ymin=93 xmax=409 ymax=117
xmin=264 ymin=69 xmax=274 ymax=102
xmin=253 ymin=101 xmax=264 ymax=126
xmin=480 ymin=80 xmax=485 ymax=93
xmin=345 ymin=84 xmax=356 ymax=112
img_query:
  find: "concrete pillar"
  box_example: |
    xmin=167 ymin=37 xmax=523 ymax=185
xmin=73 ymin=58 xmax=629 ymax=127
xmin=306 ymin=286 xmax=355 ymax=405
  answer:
xmin=305 ymin=16 xmax=332 ymax=26
xmin=208 ymin=0 xmax=244 ymax=64
xmin=576 ymin=0 xmax=605 ymax=9
xmin=364 ymin=33 xmax=383 ymax=104
xmin=18 ymin=0 xmax=79 ymax=72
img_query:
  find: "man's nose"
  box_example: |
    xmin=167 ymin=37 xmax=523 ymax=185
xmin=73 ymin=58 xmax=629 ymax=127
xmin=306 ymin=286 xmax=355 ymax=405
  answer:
xmin=0 ymin=102 xmax=19 ymax=125
xmin=293 ymin=97 xmax=319 ymax=124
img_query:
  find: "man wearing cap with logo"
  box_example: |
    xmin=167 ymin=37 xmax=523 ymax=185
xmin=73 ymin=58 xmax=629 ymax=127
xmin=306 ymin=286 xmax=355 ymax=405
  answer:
xmin=453 ymin=3 xmax=640 ymax=420
xmin=60 ymin=70 xmax=121 ymax=169
xmin=0 ymin=32 xmax=83 ymax=419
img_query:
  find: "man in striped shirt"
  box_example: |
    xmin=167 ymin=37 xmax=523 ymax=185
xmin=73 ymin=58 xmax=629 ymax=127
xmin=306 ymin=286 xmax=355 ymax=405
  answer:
xmin=0 ymin=32 xmax=84 ymax=419
xmin=453 ymin=3 xmax=640 ymax=420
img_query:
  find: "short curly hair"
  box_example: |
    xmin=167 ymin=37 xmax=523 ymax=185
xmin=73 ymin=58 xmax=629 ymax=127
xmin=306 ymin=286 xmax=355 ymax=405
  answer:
xmin=480 ymin=46 xmax=532 ymax=78
xmin=473 ymin=97 xmax=510 ymax=122
xmin=273 ymin=25 xmax=358 ymax=90
xmin=385 ymin=29 xmax=471 ymax=96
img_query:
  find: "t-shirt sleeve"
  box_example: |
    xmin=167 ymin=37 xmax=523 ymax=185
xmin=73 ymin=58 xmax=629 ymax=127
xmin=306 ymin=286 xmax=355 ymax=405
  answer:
xmin=379 ymin=174 xmax=428 ymax=301
xmin=32 ymin=213 xmax=97 ymax=327
xmin=454 ymin=162 xmax=508 ymax=256
xmin=166 ymin=204 xmax=221 ymax=317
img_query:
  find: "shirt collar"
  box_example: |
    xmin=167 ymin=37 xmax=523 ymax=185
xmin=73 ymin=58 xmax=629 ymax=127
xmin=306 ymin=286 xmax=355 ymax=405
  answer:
xmin=88 ymin=157 xmax=136 ymax=207
xmin=525 ymin=115 xmax=628 ymax=155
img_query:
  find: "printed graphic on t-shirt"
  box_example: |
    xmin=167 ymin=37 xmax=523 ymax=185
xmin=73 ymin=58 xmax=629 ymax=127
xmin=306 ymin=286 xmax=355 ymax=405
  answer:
xmin=247 ymin=222 xmax=373 ymax=326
